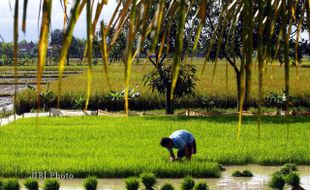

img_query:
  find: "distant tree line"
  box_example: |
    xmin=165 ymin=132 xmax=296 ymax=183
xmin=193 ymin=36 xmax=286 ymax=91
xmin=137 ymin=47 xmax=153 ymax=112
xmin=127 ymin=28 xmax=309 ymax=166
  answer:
xmin=0 ymin=28 xmax=127 ymax=66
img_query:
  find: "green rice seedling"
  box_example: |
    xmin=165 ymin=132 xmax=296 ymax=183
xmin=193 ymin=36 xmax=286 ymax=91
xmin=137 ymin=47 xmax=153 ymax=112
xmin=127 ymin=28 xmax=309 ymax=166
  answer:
xmin=269 ymin=171 xmax=285 ymax=189
xmin=232 ymin=170 xmax=243 ymax=177
xmin=160 ymin=183 xmax=175 ymax=190
xmin=125 ymin=177 xmax=139 ymax=190
xmin=193 ymin=182 xmax=208 ymax=190
xmin=242 ymin=170 xmax=253 ymax=177
xmin=181 ymin=177 xmax=195 ymax=190
xmin=0 ymin=179 xmax=3 ymax=189
xmin=24 ymin=178 xmax=38 ymax=190
xmin=3 ymin=178 xmax=20 ymax=190
xmin=140 ymin=173 xmax=156 ymax=190
xmin=83 ymin=176 xmax=97 ymax=190
xmin=284 ymin=172 xmax=300 ymax=187
xmin=280 ymin=163 xmax=298 ymax=175
xmin=43 ymin=179 xmax=59 ymax=190
xmin=0 ymin=116 xmax=309 ymax=178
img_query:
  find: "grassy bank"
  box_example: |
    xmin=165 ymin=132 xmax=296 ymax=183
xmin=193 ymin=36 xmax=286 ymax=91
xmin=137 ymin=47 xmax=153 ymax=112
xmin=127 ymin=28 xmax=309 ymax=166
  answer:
xmin=0 ymin=116 xmax=309 ymax=178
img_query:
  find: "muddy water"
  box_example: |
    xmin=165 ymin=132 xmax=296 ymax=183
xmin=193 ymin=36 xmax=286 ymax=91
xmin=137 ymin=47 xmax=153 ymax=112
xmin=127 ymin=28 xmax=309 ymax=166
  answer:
xmin=17 ymin=165 xmax=310 ymax=190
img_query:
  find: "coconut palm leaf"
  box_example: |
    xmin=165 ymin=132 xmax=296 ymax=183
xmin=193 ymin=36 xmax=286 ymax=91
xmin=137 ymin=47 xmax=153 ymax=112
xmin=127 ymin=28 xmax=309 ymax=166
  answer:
xmin=100 ymin=21 xmax=111 ymax=89
xmin=170 ymin=0 xmax=187 ymax=100
xmin=58 ymin=0 xmax=85 ymax=108
xmin=22 ymin=0 xmax=28 ymax=33
xmin=13 ymin=0 xmax=19 ymax=119
xmin=37 ymin=0 xmax=52 ymax=113
xmin=85 ymin=0 xmax=93 ymax=110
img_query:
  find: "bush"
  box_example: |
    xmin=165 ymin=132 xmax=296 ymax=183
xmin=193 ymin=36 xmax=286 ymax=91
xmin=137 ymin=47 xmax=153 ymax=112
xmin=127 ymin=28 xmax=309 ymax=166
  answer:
xmin=143 ymin=63 xmax=198 ymax=98
xmin=160 ymin=183 xmax=175 ymax=190
xmin=285 ymin=172 xmax=300 ymax=187
xmin=140 ymin=173 xmax=156 ymax=190
xmin=24 ymin=178 xmax=38 ymax=190
xmin=232 ymin=170 xmax=243 ymax=177
xmin=193 ymin=182 xmax=208 ymax=190
xmin=280 ymin=163 xmax=298 ymax=175
xmin=181 ymin=177 xmax=195 ymax=190
xmin=232 ymin=170 xmax=253 ymax=177
xmin=242 ymin=170 xmax=253 ymax=177
xmin=3 ymin=178 xmax=20 ymax=190
xmin=43 ymin=179 xmax=60 ymax=190
xmin=269 ymin=172 xmax=285 ymax=189
xmin=125 ymin=177 xmax=139 ymax=190
xmin=83 ymin=176 xmax=97 ymax=190
xmin=0 ymin=179 xmax=3 ymax=190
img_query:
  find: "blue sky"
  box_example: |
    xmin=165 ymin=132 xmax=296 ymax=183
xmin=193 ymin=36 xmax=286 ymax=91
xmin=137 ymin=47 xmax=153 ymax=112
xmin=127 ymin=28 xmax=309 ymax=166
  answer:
xmin=0 ymin=0 xmax=117 ymax=42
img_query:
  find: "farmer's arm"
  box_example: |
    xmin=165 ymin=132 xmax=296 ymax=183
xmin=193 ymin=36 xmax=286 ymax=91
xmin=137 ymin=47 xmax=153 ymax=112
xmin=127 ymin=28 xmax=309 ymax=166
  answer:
xmin=185 ymin=146 xmax=191 ymax=160
xmin=168 ymin=148 xmax=176 ymax=161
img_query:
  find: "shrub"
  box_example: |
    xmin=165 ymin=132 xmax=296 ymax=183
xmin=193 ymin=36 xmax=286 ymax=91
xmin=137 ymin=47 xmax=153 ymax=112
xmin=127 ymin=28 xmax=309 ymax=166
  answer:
xmin=232 ymin=170 xmax=243 ymax=177
xmin=125 ymin=177 xmax=139 ymax=190
xmin=285 ymin=172 xmax=300 ymax=187
xmin=140 ymin=173 xmax=156 ymax=190
xmin=280 ymin=163 xmax=298 ymax=175
xmin=0 ymin=179 xmax=3 ymax=190
xmin=193 ymin=182 xmax=208 ymax=190
xmin=83 ymin=176 xmax=97 ymax=190
xmin=181 ymin=177 xmax=195 ymax=190
xmin=143 ymin=63 xmax=198 ymax=99
xmin=3 ymin=178 xmax=20 ymax=190
xmin=269 ymin=172 xmax=285 ymax=189
xmin=160 ymin=183 xmax=175 ymax=190
xmin=232 ymin=170 xmax=253 ymax=177
xmin=242 ymin=170 xmax=253 ymax=177
xmin=43 ymin=179 xmax=60 ymax=190
xmin=24 ymin=178 xmax=38 ymax=190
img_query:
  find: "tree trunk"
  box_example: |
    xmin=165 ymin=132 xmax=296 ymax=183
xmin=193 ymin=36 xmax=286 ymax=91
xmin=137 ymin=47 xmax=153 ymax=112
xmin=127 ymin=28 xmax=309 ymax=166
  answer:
xmin=236 ymin=71 xmax=242 ymax=110
xmin=166 ymin=83 xmax=174 ymax=115
xmin=66 ymin=54 xmax=70 ymax=66
xmin=244 ymin=63 xmax=252 ymax=110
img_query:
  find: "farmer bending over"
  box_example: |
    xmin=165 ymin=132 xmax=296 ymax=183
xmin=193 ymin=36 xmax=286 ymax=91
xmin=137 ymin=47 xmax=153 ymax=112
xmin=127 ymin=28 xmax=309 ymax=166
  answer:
xmin=160 ymin=130 xmax=196 ymax=161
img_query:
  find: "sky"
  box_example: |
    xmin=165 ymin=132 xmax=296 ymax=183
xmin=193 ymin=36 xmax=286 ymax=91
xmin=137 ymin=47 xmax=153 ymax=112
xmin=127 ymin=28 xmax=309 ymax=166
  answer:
xmin=0 ymin=0 xmax=117 ymax=42
xmin=0 ymin=1 xmax=308 ymax=43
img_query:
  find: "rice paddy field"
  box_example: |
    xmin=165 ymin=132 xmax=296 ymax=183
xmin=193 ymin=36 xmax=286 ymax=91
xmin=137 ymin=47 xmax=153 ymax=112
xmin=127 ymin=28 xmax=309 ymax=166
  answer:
xmin=0 ymin=115 xmax=309 ymax=178
xmin=45 ymin=58 xmax=310 ymax=100
xmin=4 ymin=58 xmax=308 ymax=112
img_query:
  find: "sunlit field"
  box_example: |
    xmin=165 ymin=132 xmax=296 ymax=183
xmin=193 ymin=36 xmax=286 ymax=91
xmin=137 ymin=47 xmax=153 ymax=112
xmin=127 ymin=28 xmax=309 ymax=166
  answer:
xmin=42 ymin=59 xmax=310 ymax=99
xmin=0 ymin=116 xmax=309 ymax=178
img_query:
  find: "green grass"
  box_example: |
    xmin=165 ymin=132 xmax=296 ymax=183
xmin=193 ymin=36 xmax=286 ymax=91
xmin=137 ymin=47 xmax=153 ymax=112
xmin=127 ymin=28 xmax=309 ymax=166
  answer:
xmin=0 ymin=116 xmax=309 ymax=178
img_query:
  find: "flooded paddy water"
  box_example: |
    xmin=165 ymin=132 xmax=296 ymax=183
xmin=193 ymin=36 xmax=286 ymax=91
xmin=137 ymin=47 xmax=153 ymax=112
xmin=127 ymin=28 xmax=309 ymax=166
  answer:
xmin=15 ymin=165 xmax=310 ymax=190
xmin=0 ymin=70 xmax=83 ymax=113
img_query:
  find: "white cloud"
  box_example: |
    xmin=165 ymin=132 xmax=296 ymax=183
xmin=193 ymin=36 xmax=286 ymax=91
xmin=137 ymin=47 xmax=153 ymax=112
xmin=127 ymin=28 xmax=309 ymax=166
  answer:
xmin=0 ymin=0 xmax=117 ymax=42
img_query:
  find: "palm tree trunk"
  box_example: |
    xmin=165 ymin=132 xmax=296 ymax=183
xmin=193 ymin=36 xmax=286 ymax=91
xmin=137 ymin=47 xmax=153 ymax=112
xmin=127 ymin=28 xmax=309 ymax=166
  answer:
xmin=166 ymin=83 xmax=174 ymax=115
xmin=66 ymin=54 xmax=70 ymax=66
xmin=236 ymin=71 xmax=241 ymax=110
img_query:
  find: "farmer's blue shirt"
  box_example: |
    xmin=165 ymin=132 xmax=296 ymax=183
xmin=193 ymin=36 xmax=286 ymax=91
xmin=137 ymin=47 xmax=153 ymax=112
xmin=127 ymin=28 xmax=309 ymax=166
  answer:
xmin=169 ymin=130 xmax=195 ymax=150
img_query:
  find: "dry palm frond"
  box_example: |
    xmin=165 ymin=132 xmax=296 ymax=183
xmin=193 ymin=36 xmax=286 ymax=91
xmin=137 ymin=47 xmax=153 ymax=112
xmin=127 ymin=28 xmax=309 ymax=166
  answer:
xmin=85 ymin=0 xmax=93 ymax=111
xmin=13 ymin=0 xmax=19 ymax=119
xmin=37 ymin=0 xmax=52 ymax=113
xmin=58 ymin=0 xmax=85 ymax=108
